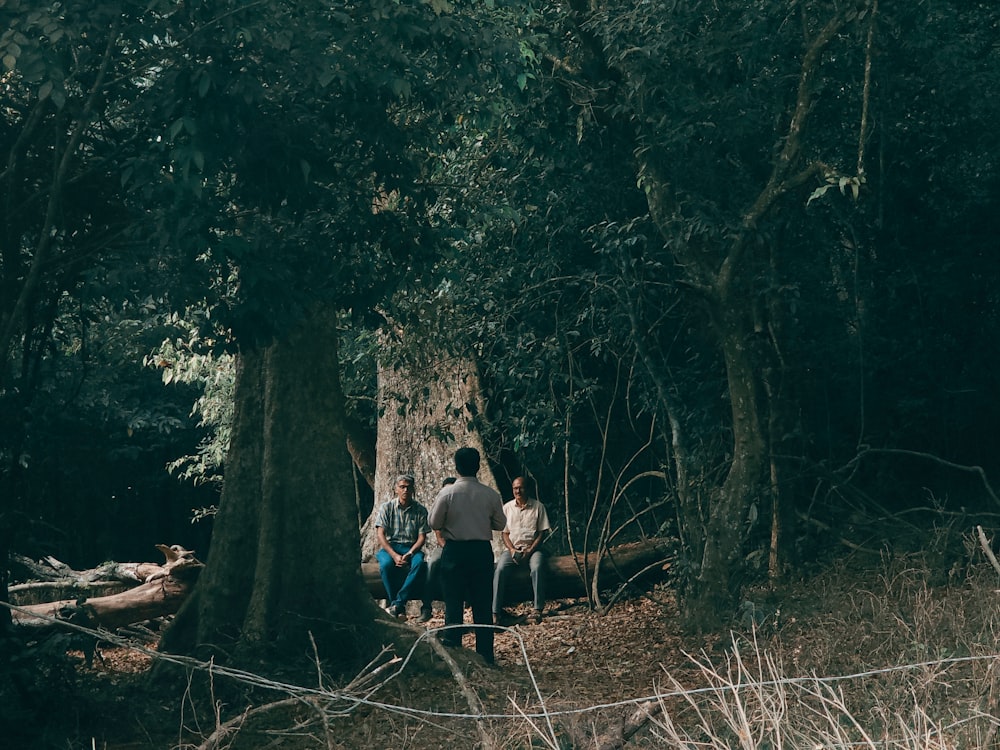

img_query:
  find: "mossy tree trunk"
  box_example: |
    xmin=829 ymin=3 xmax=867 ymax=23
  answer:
xmin=161 ymin=308 xmax=380 ymax=670
xmin=611 ymin=7 xmax=851 ymax=632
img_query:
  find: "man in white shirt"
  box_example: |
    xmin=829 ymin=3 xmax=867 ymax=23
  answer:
xmin=429 ymin=448 xmax=506 ymax=664
xmin=492 ymin=476 xmax=551 ymax=624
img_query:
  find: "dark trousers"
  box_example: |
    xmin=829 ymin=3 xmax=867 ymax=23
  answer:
xmin=438 ymin=540 xmax=495 ymax=662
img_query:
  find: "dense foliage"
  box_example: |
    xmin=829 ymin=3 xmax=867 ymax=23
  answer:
xmin=3 ymin=0 xmax=1000 ymax=632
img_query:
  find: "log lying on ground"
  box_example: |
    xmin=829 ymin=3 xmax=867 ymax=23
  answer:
xmin=361 ymin=539 xmax=671 ymax=604
xmin=8 ymin=540 xmax=666 ymax=634
xmin=9 ymin=544 xmax=203 ymax=635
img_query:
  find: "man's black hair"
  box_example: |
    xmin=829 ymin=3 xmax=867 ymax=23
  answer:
xmin=454 ymin=447 xmax=480 ymax=476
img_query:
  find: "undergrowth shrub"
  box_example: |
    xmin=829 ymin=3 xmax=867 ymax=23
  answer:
xmin=626 ymin=537 xmax=1000 ymax=750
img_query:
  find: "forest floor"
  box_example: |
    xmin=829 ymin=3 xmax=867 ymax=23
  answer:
xmin=14 ymin=541 xmax=1000 ymax=749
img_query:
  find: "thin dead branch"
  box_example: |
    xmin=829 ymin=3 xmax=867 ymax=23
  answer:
xmin=975 ymin=525 xmax=1000 ymax=577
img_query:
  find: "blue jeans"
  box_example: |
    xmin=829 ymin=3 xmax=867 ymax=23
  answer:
xmin=376 ymin=543 xmax=426 ymax=609
xmin=493 ymin=549 xmax=546 ymax=613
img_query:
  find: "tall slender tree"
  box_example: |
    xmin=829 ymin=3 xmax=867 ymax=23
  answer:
xmin=544 ymin=0 xmax=878 ymax=629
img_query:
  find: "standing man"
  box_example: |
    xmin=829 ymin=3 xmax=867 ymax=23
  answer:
xmin=428 ymin=447 xmax=506 ymax=664
xmin=493 ymin=476 xmax=551 ymax=624
xmin=375 ymin=474 xmax=431 ymax=620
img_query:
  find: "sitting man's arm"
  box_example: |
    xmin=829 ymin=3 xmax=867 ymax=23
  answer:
xmin=522 ymin=530 xmax=543 ymax=558
xmin=406 ymin=531 xmax=427 ymax=559
xmin=502 ymin=529 xmax=517 ymax=557
xmin=377 ymin=526 xmax=404 ymax=565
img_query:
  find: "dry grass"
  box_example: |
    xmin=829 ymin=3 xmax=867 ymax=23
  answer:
xmin=632 ymin=543 xmax=1000 ymax=750
xmin=473 ymin=544 xmax=1000 ymax=750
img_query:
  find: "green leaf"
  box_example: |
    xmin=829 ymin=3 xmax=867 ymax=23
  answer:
xmin=427 ymin=0 xmax=453 ymax=14
xmin=391 ymin=78 xmax=412 ymax=98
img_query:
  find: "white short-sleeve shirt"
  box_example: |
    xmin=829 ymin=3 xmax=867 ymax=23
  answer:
xmin=503 ymin=498 xmax=551 ymax=547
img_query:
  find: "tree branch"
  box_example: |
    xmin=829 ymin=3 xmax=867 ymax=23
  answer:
xmin=975 ymin=525 xmax=1000 ymax=577
xmin=852 ymin=447 xmax=1000 ymax=509
xmin=720 ymin=11 xmax=848 ymax=292
xmin=0 ymin=16 xmax=122 ymax=378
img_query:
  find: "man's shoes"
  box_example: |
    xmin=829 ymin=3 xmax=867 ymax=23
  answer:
xmin=531 ymin=609 xmax=543 ymax=624
xmin=385 ymin=604 xmax=406 ymax=619
xmin=417 ymin=606 xmax=433 ymax=623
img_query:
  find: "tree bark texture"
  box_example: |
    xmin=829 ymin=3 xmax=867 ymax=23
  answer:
xmin=683 ymin=303 xmax=768 ymax=630
xmin=366 ymin=348 xmax=502 ymax=561
xmin=161 ymin=308 xmax=380 ymax=667
xmin=638 ymin=158 xmax=771 ymax=632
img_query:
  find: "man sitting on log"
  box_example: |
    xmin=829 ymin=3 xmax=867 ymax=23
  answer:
xmin=493 ymin=476 xmax=551 ymax=624
xmin=375 ymin=474 xmax=432 ymax=621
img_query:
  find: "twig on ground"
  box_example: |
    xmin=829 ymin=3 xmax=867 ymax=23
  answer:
xmin=592 ymin=699 xmax=660 ymax=750
xmin=194 ymin=697 xmax=302 ymax=750
xmin=600 ymin=556 xmax=673 ymax=614
xmin=418 ymin=625 xmax=495 ymax=750
xmin=975 ymin=525 xmax=1000 ymax=577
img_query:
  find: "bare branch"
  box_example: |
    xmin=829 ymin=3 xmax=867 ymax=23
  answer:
xmin=975 ymin=526 xmax=1000 ymax=578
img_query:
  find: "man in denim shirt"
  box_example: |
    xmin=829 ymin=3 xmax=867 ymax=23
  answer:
xmin=375 ymin=474 xmax=431 ymax=619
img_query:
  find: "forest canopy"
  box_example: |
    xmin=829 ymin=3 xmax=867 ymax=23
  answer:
xmin=3 ymin=0 xmax=1000 ymax=648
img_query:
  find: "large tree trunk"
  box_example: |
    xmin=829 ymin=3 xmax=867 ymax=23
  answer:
xmin=160 ymin=308 xmax=380 ymax=670
xmin=562 ymin=1 xmax=849 ymax=634
xmin=639 ymin=160 xmax=773 ymax=633
xmin=364 ymin=345 xmax=502 ymax=561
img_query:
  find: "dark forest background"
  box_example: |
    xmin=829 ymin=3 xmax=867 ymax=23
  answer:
xmin=3 ymin=0 xmax=1000 ymax=635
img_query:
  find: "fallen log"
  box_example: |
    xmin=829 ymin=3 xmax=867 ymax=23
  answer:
xmin=8 ymin=540 xmax=668 ymax=634
xmin=360 ymin=539 xmax=672 ymax=605
xmin=9 ymin=544 xmax=203 ymax=634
